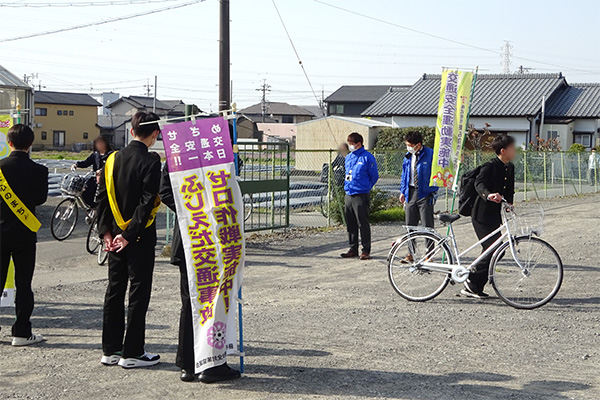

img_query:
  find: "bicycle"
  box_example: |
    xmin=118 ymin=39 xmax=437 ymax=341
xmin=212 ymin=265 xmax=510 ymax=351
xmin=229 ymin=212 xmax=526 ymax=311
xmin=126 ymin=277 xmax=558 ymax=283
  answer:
xmin=50 ymin=167 xmax=96 ymax=241
xmin=387 ymin=200 xmax=563 ymax=309
xmin=86 ymin=215 xmax=108 ymax=265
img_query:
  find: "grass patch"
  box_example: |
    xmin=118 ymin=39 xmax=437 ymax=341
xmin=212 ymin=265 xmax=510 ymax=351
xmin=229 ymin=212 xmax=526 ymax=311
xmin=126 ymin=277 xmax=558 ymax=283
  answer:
xmin=31 ymin=151 xmax=91 ymax=160
xmin=370 ymin=207 xmax=405 ymax=223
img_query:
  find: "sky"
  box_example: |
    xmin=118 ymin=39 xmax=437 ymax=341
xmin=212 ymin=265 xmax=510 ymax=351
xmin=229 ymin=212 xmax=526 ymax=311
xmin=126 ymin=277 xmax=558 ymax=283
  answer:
xmin=2 ymin=0 xmax=599 ymax=112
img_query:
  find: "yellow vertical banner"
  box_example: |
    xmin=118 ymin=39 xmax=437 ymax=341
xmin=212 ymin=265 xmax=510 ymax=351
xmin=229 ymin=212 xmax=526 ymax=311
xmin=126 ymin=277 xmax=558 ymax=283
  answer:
xmin=0 ymin=114 xmax=15 ymax=307
xmin=430 ymin=70 xmax=474 ymax=187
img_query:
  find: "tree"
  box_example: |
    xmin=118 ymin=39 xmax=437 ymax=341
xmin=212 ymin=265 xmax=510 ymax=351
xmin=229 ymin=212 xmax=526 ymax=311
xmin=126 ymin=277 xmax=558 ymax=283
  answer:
xmin=528 ymin=134 xmax=561 ymax=151
xmin=467 ymin=123 xmax=491 ymax=152
xmin=374 ymin=126 xmax=435 ymax=151
xmin=567 ymin=143 xmax=586 ymax=153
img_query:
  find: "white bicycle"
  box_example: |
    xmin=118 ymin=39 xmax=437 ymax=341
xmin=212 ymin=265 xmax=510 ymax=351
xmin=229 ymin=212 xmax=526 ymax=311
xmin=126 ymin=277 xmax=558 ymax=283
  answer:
xmin=387 ymin=200 xmax=563 ymax=309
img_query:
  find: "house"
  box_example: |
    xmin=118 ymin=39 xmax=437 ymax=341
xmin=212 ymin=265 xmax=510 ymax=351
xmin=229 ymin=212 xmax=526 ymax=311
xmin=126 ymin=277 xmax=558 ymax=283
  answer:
xmin=295 ymin=116 xmax=391 ymax=170
xmin=363 ymin=73 xmax=600 ymax=150
xmin=0 ymin=65 xmax=34 ymax=127
xmin=107 ymin=95 xmax=186 ymax=117
xmin=33 ymin=91 xmax=100 ymax=150
xmin=325 ymin=85 xmax=408 ymax=117
xmin=97 ymin=114 xmax=130 ymax=149
xmin=238 ymin=102 xmax=316 ymax=144
xmin=239 ymin=102 xmax=314 ymax=124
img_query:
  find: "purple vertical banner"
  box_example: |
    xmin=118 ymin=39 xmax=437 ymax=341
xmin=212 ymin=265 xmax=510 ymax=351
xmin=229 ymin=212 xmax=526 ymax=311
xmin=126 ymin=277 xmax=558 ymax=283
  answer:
xmin=163 ymin=117 xmax=234 ymax=173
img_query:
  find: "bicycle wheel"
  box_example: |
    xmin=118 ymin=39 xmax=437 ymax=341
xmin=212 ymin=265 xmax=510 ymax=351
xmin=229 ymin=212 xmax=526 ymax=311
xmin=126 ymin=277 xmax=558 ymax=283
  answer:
xmin=491 ymin=236 xmax=563 ymax=309
xmin=51 ymin=198 xmax=78 ymax=241
xmin=98 ymin=242 xmax=109 ymax=265
xmin=86 ymin=217 xmax=101 ymax=254
xmin=388 ymin=231 xmax=453 ymax=302
xmin=243 ymin=193 xmax=253 ymax=222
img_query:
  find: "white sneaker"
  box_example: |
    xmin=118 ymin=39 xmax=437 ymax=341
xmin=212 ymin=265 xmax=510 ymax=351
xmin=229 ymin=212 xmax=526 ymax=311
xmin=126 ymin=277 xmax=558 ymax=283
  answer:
xmin=100 ymin=353 xmax=122 ymax=366
xmin=118 ymin=352 xmax=160 ymax=369
xmin=12 ymin=333 xmax=45 ymax=346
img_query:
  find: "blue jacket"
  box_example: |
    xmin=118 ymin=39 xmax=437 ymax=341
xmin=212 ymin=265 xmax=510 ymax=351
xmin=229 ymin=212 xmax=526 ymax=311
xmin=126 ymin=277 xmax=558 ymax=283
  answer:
xmin=344 ymin=147 xmax=379 ymax=195
xmin=399 ymin=146 xmax=439 ymax=200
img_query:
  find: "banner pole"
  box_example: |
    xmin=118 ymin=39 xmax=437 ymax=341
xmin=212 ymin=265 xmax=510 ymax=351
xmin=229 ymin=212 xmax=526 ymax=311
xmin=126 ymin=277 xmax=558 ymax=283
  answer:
xmin=448 ymin=66 xmax=478 ymax=214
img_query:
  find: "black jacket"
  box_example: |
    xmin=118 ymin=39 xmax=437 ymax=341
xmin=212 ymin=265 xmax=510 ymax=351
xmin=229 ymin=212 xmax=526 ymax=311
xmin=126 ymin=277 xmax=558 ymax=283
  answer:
xmin=472 ymin=157 xmax=515 ymax=225
xmin=96 ymin=141 xmax=161 ymax=244
xmin=76 ymin=151 xmax=112 ymax=171
xmin=0 ymin=151 xmax=48 ymax=239
xmin=159 ymin=163 xmax=184 ymax=265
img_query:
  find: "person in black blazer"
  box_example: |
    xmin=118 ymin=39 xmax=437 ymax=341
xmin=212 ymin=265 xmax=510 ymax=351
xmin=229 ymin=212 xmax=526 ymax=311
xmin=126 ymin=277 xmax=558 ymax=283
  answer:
xmin=462 ymin=135 xmax=516 ymax=299
xmin=0 ymin=124 xmax=48 ymax=346
xmin=160 ymin=164 xmax=241 ymax=383
xmin=96 ymin=112 xmax=162 ymax=368
xmin=74 ymin=136 xmax=113 ymax=207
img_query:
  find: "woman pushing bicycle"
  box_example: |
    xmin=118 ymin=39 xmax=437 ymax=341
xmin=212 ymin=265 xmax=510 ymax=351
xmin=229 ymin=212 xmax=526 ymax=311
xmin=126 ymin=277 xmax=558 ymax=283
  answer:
xmin=72 ymin=135 xmax=113 ymax=208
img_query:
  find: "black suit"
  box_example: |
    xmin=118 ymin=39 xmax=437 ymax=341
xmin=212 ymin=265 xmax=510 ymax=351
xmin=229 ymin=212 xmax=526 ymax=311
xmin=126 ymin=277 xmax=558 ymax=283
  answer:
xmin=159 ymin=164 xmax=194 ymax=370
xmin=0 ymin=151 xmax=48 ymax=338
xmin=470 ymin=157 xmax=515 ymax=292
xmin=96 ymin=140 xmax=161 ymax=358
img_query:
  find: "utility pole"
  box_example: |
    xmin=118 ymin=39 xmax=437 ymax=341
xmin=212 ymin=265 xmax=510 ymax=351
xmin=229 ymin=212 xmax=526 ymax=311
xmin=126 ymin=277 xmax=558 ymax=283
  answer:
xmin=153 ymin=75 xmax=157 ymax=113
xmin=500 ymin=41 xmax=513 ymax=74
xmin=218 ymin=0 xmax=230 ymax=112
xmin=143 ymin=78 xmax=154 ymax=97
xmin=256 ymin=79 xmax=271 ymax=122
xmin=517 ymin=65 xmax=533 ymax=74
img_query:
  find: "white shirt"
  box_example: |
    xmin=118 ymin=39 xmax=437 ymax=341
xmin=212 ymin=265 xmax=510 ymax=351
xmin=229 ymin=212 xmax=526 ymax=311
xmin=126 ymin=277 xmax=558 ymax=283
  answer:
xmin=589 ymin=153 xmax=599 ymax=169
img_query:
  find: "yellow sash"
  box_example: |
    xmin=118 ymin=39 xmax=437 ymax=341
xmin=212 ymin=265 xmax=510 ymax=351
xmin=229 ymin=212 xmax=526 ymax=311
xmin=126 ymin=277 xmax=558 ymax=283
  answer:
xmin=104 ymin=152 xmax=161 ymax=231
xmin=0 ymin=168 xmax=42 ymax=232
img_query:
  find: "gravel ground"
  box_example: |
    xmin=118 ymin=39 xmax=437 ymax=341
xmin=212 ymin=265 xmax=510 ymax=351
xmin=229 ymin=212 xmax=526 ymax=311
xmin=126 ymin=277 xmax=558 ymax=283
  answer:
xmin=1 ymin=195 xmax=599 ymax=400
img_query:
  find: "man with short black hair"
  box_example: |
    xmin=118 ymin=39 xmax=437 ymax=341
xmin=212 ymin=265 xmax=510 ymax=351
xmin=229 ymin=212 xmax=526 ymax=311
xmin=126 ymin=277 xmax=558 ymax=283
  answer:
xmin=399 ymin=131 xmax=438 ymax=238
xmin=0 ymin=124 xmax=48 ymax=346
xmin=462 ymin=134 xmax=516 ymax=299
xmin=340 ymin=132 xmax=379 ymax=260
xmin=96 ymin=111 xmax=162 ymax=368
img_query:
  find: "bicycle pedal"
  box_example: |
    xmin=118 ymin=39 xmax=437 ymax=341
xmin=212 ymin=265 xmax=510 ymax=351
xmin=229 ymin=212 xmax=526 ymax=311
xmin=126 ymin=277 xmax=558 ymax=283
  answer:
xmin=449 ymin=280 xmax=455 ymax=285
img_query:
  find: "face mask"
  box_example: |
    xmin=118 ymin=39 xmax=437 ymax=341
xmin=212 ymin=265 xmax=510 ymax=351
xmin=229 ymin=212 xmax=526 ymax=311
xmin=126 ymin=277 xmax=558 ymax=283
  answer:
xmin=348 ymin=144 xmax=356 ymax=152
xmin=407 ymin=145 xmax=417 ymax=154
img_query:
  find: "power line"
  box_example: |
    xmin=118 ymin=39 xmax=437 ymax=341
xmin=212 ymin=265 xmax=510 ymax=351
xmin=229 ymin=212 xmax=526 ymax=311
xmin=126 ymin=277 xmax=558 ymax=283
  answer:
xmin=0 ymin=0 xmax=205 ymax=43
xmin=313 ymin=0 xmax=600 ymax=75
xmin=0 ymin=0 xmax=183 ymax=7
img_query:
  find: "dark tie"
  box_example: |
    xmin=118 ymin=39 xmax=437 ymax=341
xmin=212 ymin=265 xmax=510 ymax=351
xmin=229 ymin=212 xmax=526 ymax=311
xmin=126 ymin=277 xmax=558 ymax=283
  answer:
xmin=414 ymin=155 xmax=419 ymax=189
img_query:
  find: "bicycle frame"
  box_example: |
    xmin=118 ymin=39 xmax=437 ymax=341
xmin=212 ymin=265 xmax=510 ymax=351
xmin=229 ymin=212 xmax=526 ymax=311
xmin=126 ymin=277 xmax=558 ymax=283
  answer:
xmin=399 ymin=208 xmax=526 ymax=282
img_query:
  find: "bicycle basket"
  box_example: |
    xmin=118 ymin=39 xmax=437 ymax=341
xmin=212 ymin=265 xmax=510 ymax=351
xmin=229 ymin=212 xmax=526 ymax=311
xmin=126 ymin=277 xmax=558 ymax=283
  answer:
xmin=61 ymin=174 xmax=85 ymax=196
xmin=506 ymin=205 xmax=544 ymax=236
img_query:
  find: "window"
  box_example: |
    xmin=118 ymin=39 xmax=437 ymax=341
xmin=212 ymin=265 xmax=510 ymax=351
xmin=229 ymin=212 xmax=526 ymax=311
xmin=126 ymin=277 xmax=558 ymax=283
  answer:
xmin=69 ymin=110 xmax=74 ymax=116
xmin=57 ymin=110 xmax=62 ymax=115
xmin=328 ymin=104 xmax=345 ymax=115
xmin=83 ymin=132 xmax=88 ymax=140
xmin=63 ymin=110 xmax=68 ymax=115
xmin=574 ymin=133 xmax=592 ymax=147
xmin=281 ymin=115 xmax=294 ymax=123
xmin=547 ymin=130 xmax=558 ymax=140
xmin=41 ymin=131 xmax=47 ymax=140
xmin=35 ymin=108 xmax=47 ymax=116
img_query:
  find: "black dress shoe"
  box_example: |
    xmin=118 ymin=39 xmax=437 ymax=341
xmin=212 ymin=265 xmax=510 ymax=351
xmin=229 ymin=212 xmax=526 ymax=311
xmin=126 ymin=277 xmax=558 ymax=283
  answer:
xmin=199 ymin=363 xmax=241 ymax=384
xmin=180 ymin=369 xmax=197 ymax=382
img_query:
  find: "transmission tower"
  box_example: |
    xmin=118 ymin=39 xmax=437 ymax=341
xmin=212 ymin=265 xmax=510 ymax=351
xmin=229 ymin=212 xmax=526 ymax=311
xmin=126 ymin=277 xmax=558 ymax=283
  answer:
xmin=256 ymin=79 xmax=272 ymax=123
xmin=500 ymin=41 xmax=513 ymax=74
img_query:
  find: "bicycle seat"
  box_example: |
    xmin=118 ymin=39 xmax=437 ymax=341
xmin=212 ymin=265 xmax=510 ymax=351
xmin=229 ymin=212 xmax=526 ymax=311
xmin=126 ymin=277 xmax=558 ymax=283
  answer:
xmin=438 ymin=214 xmax=461 ymax=223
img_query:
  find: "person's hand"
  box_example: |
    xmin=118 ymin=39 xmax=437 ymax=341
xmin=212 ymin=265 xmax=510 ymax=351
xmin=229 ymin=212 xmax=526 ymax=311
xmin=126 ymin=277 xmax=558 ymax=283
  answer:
xmin=96 ymin=170 xmax=101 ymax=184
xmin=112 ymin=234 xmax=129 ymax=253
xmin=488 ymin=193 xmax=502 ymax=203
xmin=103 ymin=231 xmax=114 ymax=251
xmin=71 ymin=164 xmax=77 ymax=172
xmin=399 ymin=193 xmax=406 ymax=204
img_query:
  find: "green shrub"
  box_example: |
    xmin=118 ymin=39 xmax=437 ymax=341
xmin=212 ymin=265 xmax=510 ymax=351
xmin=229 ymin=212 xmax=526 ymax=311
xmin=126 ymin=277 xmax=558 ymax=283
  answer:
xmin=370 ymin=207 xmax=405 ymax=223
xmin=568 ymin=143 xmax=587 ymax=153
xmin=374 ymin=126 xmax=436 ymax=151
xmin=328 ymin=188 xmax=401 ymax=224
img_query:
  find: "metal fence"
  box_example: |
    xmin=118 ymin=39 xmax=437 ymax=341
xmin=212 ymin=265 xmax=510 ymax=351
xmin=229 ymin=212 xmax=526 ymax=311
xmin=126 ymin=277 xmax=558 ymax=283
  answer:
xmin=283 ymin=149 xmax=600 ymax=229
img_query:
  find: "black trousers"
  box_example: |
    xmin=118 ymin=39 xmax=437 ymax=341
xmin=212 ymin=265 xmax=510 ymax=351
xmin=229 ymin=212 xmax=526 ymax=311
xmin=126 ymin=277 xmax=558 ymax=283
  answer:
xmin=0 ymin=231 xmax=36 ymax=338
xmin=471 ymin=218 xmax=502 ymax=292
xmin=102 ymin=236 xmax=155 ymax=358
xmin=345 ymin=193 xmax=371 ymax=254
xmin=176 ymin=260 xmax=195 ymax=370
xmin=405 ymin=187 xmax=435 ymax=228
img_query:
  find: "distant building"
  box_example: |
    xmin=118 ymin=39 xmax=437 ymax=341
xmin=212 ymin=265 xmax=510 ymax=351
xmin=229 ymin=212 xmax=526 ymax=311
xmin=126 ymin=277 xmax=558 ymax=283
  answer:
xmin=325 ymin=85 xmax=407 ymax=117
xmin=107 ymin=95 xmax=186 ymax=117
xmin=97 ymin=114 xmax=130 ymax=149
xmin=239 ymin=102 xmax=314 ymax=124
xmin=33 ymin=91 xmax=100 ymax=150
xmin=91 ymin=92 xmax=120 ymax=116
xmin=363 ymin=73 xmax=600 ymax=150
xmin=0 ymin=65 xmax=34 ymax=127
xmin=295 ymin=116 xmax=390 ymax=170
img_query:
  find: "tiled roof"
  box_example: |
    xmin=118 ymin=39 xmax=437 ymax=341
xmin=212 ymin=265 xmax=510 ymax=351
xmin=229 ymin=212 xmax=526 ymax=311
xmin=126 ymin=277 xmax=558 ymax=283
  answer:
xmin=296 ymin=115 xmax=391 ymax=128
xmin=325 ymin=85 xmax=400 ymax=103
xmin=298 ymin=105 xmax=325 ymax=117
xmin=35 ymin=91 xmax=101 ymax=107
xmin=0 ymin=65 xmax=30 ymax=89
xmin=363 ymin=73 xmax=566 ymax=117
xmin=97 ymin=115 xmax=130 ymax=128
xmin=107 ymin=95 xmax=172 ymax=111
xmin=545 ymin=83 xmax=600 ymax=118
xmin=240 ymin=102 xmax=315 ymax=116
